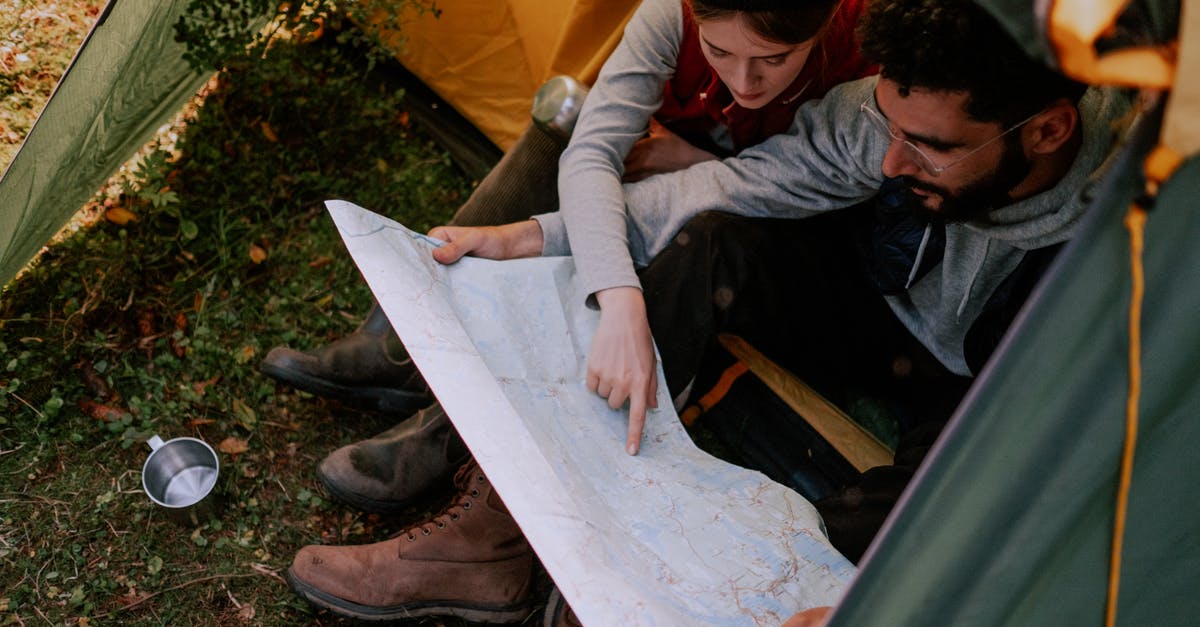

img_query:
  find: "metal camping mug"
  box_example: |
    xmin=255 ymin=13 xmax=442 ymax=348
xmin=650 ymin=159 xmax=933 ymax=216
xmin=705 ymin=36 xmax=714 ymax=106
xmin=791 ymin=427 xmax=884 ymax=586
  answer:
xmin=141 ymin=435 xmax=220 ymax=525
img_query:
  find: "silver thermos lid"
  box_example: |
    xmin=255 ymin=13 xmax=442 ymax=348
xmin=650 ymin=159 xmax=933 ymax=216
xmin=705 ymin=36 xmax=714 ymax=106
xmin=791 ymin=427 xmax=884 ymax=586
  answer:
xmin=531 ymin=75 xmax=590 ymax=138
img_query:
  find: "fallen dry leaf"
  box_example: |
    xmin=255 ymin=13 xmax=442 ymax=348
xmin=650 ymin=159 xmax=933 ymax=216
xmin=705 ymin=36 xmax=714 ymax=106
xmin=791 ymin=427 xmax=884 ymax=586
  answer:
xmin=218 ymin=437 xmax=249 ymax=456
xmin=78 ymin=399 xmax=129 ymax=422
xmin=104 ymin=206 xmax=138 ymax=225
xmin=248 ymin=243 xmax=268 ymax=264
xmin=259 ymin=121 xmax=278 ymax=143
xmin=308 ymin=255 xmax=333 ymax=269
xmin=117 ymin=588 xmax=151 ymax=608
xmin=187 ymin=417 xmax=216 ymax=428
xmin=137 ymin=310 xmax=155 ymax=338
xmin=193 ymin=375 xmax=221 ymax=396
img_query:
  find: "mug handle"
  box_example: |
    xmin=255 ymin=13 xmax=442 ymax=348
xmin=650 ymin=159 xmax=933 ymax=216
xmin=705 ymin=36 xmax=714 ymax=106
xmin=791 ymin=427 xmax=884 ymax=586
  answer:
xmin=148 ymin=435 xmax=164 ymax=451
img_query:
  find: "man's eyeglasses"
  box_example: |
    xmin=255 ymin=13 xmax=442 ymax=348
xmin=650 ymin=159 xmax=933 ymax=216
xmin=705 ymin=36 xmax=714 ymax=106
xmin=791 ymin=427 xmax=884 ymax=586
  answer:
xmin=859 ymin=98 xmax=1041 ymax=177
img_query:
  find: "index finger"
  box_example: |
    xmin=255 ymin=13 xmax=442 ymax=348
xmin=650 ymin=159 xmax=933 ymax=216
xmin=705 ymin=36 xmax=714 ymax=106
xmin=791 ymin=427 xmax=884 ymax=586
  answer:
xmin=626 ymin=390 xmax=647 ymax=456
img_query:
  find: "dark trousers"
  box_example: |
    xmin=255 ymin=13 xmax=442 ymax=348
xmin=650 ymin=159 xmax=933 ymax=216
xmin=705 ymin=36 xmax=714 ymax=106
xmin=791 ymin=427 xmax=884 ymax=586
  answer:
xmin=638 ymin=210 xmax=972 ymax=562
xmin=449 ymin=122 xmax=566 ymax=227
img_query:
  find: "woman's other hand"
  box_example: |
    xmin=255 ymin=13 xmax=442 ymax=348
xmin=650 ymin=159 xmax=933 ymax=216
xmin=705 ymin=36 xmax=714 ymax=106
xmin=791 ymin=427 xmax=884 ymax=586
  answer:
xmin=622 ymin=119 xmax=718 ymax=182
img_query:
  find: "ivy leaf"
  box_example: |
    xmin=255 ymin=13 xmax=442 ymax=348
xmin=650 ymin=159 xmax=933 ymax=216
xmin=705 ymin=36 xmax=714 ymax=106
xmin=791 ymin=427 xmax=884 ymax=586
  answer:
xmin=180 ymin=219 xmax=199 ymax=240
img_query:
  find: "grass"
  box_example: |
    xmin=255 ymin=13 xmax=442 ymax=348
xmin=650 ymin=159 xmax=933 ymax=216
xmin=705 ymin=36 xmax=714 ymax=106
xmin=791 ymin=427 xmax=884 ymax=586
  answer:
xmin=0 ymin=9 xmax=531 ymax=625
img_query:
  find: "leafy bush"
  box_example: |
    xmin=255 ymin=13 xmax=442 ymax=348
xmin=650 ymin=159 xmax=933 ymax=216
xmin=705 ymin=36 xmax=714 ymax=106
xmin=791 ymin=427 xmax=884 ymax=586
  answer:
xmin=174 ymin=0 xmax=441 ymax=72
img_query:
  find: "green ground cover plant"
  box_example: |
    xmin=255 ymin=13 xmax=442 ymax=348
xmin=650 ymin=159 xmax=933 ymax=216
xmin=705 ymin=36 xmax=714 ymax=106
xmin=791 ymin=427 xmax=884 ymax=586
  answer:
xmin=0 ymin=11 xmax=506 ymax=624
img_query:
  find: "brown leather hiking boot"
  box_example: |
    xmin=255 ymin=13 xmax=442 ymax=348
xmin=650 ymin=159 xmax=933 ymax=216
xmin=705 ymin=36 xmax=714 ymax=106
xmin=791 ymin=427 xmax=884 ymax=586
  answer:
xmin=260 ymin=303 xmax=432 ymax=415
xmin=287 ymin=460 xmax=536 ymax=622
xmin=318 ymin=403 xmax=469 ymax=514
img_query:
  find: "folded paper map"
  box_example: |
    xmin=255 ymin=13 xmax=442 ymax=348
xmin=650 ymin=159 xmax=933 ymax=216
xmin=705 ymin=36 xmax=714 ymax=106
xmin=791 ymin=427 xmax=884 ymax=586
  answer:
xmin=327 ymin=199 xmax=854 ymax=625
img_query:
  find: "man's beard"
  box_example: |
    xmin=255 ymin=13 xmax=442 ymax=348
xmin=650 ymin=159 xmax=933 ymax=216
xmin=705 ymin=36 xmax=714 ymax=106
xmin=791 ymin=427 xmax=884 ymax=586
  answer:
xmin=903 ymin=136 xmax=1033 ymax=224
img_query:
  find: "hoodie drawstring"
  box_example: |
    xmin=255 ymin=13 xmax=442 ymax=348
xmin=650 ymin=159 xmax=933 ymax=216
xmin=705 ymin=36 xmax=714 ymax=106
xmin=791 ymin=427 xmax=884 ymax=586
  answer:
xmin=905 ymin=223 xmax=934 ymax=290
xmin=957 ymin=238 xmax=990 ymax=317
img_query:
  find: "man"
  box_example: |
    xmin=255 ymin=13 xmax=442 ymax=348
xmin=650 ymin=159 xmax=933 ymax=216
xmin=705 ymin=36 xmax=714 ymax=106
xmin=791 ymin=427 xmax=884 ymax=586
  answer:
xmin=285 ymin=0 xmax=1129 ymax=622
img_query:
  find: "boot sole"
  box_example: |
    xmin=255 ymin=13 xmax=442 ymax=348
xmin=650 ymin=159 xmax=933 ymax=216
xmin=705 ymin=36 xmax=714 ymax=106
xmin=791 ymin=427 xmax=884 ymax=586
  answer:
xmin=316 ymin=465 xmax=460 ymax=516
xmin=286 ymin=567 xmax=535 ymax=623
xmin=260 ymin=361 xmax=432 ymax=415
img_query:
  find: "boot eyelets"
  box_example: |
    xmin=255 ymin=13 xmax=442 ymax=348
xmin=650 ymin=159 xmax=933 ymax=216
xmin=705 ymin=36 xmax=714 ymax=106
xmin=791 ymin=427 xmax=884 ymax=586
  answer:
xmin=470 ymin=489 xmax=480 ymax=498
xmin=462 ymin=501 xmax=472 ymax=510
xmin=406 ymin=534 xmax=415 ymax=541
xmin=450 ymin=513 xmax=460 ymax=521
xmin=436 ymin=521 xmax=445 ymax=529
xmin=421 ymin=527 xmax=432 ymax=536
xmin=476 ymin=475 xmax=485 ymax=483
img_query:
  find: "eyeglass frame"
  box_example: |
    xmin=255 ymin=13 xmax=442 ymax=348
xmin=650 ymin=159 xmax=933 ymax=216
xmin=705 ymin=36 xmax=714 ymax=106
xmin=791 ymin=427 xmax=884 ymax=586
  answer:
xmin=858 ymin=97 xmax=1043 ymax=177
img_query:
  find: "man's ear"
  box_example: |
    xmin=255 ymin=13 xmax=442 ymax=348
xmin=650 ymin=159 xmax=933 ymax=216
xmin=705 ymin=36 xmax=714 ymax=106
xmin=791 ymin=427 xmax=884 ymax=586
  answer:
xmin=1025 ymin=99 xmax=1079 ymax=154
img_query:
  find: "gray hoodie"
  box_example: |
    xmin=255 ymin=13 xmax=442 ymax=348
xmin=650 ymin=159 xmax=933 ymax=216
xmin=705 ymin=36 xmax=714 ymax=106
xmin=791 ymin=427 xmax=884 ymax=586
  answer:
xmin=535 ymin=76 xmax=1130 ymax=375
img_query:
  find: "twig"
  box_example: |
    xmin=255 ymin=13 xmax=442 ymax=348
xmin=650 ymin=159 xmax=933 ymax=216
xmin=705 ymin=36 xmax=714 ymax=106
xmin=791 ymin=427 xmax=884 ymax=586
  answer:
xmin=248 ymin=562 xmax=286 ymax=584
xmin=224 ymin=584 xmax=243 ymax=609
xmin=0 ymin=494 xmax=69 ymax=506
xmin=92 ymin=573 xmax=258 ymax=618
xmin=31 ymin=604 xmax=51 ymax=627
xmin=7 ymin=392 xmax=43 ymax=419
xmin=1 ymin=443 xmax=26 ymax=456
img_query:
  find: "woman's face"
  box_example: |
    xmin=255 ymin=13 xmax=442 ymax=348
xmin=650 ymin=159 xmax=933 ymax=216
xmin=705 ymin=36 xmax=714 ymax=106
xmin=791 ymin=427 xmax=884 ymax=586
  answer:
xmin=697 ymin=14 xmax=816 ymax=109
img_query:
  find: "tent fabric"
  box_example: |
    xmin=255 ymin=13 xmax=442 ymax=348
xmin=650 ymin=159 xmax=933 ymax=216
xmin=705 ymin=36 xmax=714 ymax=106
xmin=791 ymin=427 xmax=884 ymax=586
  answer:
xmin=372 ymin=0 xmax=639 ymax=150
xmin=827 ymin=95 xmax=1200 ymax=625
xmin=0 ymin=0 xmax=211 ymax=288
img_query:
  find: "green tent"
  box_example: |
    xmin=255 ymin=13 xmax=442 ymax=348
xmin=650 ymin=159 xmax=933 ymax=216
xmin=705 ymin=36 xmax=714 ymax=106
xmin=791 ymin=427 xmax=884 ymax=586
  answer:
xmin=1 ymin=1 xmax=1195 ymax=624
xmin=0 ymin=0 xmax=209 ymax=288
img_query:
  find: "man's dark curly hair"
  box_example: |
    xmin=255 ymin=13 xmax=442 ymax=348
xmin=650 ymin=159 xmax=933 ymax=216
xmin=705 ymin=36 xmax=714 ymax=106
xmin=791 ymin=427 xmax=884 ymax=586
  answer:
xmin=857 ymin=0 xmax=1087 ymax=126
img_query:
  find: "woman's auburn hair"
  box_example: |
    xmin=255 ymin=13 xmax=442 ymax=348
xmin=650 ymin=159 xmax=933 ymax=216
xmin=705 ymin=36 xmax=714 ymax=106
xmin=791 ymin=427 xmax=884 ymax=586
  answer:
xmin=689 ymin=0 xmax=841 ymax=45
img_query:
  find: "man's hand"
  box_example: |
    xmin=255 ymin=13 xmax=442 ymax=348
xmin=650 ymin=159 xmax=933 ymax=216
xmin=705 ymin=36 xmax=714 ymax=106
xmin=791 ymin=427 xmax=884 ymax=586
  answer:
xmin=622 ymin=118 xmax=718 ymax=182
xmin=588 ymin=286 xmax=659 ymax=455
xmin=429 ymin=220 xmax=544 ymax=264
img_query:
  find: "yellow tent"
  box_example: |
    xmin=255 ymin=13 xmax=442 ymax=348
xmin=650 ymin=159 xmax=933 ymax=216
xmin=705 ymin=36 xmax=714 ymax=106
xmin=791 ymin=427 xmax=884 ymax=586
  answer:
xmin=374 ymin=0 xmax=639 ymax=150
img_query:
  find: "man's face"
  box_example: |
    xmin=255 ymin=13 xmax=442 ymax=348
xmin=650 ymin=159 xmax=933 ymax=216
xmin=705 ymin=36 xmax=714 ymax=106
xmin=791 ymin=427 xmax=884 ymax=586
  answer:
xmin=872 ymin=79 xmax=1032 ymax=222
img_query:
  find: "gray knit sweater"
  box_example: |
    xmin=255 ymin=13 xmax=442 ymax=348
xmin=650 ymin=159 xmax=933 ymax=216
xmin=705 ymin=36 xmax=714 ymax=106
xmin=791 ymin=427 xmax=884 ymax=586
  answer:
xmin=535 ymin=76 xmax=1130 ymax=375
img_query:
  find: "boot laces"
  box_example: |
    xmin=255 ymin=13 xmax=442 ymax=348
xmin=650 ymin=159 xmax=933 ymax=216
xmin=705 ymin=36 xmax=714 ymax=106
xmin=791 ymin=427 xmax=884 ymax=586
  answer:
xmin=400 ymin=462 xmax=486 ymax=542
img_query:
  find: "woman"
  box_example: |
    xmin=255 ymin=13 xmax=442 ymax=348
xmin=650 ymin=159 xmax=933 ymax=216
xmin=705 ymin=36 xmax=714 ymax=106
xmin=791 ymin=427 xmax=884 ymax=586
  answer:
xmin=557 ymin=0 xmax=874 ymax=455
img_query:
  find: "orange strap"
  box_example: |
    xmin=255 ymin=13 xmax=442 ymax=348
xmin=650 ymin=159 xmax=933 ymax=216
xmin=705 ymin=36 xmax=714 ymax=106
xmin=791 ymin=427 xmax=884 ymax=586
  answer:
xmin=679 ymin=361 xmax=749 ymax=427
xmin=1106 ymin=204 xmax=1147 ymax=627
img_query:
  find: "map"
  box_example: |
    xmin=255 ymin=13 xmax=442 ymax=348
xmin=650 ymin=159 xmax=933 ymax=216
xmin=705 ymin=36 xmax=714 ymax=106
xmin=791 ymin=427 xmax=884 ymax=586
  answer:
xmin=327 ymin=200 xmax=855 ymax=625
